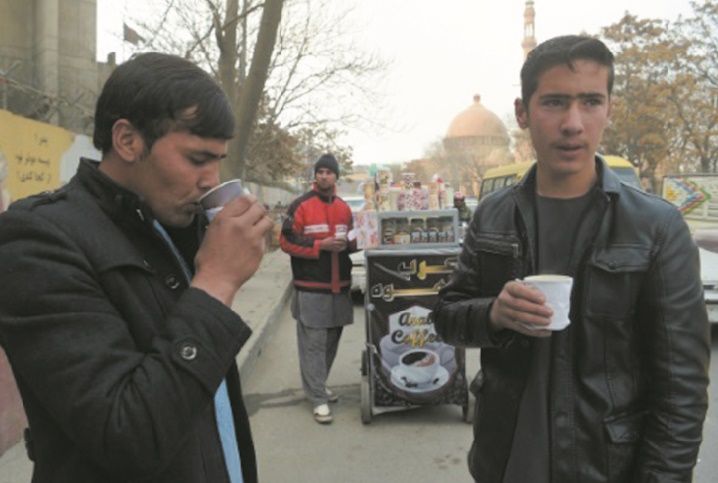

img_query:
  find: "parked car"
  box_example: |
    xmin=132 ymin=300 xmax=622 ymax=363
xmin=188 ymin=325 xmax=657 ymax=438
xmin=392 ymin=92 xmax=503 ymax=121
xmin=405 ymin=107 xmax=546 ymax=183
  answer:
xmin=343 ymin=195 xmax=365 ymax=213
xmin=345 ymin=196 xmax=366 ymax=293
xmin=350 ymin=250 xmax=366 ymax=294
xmin=694 ymin=227 xmax=718 ymax=324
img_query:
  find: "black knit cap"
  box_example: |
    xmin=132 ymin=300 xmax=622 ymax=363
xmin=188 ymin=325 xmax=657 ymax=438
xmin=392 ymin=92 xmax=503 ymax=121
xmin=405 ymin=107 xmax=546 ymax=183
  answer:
xmin=314 ymin=154 xmax=340 ymax=178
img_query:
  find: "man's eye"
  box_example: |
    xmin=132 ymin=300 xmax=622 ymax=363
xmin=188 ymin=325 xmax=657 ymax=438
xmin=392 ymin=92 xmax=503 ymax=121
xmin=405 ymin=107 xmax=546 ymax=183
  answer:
xmin=189 ymin=157 xmax=206 ymax=165
xmin=543 ymin=99 xmax=565 ymax=108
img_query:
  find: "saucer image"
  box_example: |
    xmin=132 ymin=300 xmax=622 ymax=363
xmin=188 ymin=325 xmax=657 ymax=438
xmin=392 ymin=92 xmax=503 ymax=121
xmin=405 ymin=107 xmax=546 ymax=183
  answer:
xmin=390 ymin=364 xmax=450 ymax=393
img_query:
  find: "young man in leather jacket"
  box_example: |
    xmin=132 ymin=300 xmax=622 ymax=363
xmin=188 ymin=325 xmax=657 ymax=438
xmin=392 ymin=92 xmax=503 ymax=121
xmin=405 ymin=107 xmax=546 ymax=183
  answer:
xmin=0 ymin=53 xmax=273 ymax=482
xmin=434 ymin=35 xmax=710 ymax=483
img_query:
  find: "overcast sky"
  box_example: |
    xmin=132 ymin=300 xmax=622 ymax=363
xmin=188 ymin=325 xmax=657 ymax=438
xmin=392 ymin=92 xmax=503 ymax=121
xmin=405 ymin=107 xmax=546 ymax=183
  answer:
xmin=98 ymin=1 xmax=696 ymax=166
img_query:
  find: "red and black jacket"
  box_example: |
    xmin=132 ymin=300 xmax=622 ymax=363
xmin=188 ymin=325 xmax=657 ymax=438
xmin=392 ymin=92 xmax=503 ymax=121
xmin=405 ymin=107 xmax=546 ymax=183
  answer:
xmin=280 ymin=186 xmax=356 ymax=293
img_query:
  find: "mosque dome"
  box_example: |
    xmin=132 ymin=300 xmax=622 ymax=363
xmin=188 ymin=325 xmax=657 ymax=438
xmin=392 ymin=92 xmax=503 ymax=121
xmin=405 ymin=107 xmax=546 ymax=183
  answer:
xmin=444 ymin=94 xmax=509 ymax=141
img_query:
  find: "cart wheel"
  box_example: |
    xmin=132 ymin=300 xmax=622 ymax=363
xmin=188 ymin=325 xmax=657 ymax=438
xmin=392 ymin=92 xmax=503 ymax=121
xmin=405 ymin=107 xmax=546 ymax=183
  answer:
xmin=462 ymin=390 xmax=476 ymax=424
xmin=360 ymin=350 xmax=372 ymax=424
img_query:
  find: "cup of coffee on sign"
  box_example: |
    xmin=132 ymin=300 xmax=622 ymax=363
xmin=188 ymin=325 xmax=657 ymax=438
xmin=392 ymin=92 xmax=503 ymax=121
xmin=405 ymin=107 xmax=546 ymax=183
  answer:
xmin=199 ymin=179 xmax=249 ymax=222
xmin=522 ymin=274 xmax=573 ymax=331
xmin=398 ymin=348 xmax=440 ymax=385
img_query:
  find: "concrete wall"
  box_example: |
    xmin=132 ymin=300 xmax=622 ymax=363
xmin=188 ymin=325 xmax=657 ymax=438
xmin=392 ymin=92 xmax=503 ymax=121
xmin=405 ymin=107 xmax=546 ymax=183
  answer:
xmin=0 ymin=0 xmax=98 ymax=132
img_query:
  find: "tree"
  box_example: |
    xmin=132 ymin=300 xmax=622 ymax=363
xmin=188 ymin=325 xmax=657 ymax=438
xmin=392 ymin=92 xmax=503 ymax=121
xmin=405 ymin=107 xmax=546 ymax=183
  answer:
xmin=601 ymin=4 xmax=718 ymax=189
xmin=672 ymin=1 xmax=718 ymax=173
xmin=131 ymin=0 xmax=387 ymax=183
xmin=600 ymin=15 xmax=684 ymax=191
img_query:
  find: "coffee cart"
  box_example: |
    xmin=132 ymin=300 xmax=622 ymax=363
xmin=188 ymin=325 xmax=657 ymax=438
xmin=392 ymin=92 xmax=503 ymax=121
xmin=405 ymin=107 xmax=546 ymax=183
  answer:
xmin=358 ymin=209 xmax=474 ymax=424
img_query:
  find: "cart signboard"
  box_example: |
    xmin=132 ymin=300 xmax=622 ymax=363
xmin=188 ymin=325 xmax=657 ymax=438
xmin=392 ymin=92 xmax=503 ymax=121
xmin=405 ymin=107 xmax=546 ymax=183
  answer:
xmin=364 ymin=248 xmax=468 ymax=410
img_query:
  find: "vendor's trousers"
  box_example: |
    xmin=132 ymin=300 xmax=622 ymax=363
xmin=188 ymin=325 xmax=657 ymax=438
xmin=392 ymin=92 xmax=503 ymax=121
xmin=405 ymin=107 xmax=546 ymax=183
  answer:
xmin=296 ymin=320 xmax=344 ymax=405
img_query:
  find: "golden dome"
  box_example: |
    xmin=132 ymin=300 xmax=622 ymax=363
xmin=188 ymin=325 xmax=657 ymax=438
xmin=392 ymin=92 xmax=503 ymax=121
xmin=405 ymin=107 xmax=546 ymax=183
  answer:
xmin=445 ymin=95 xmax=509 ymax=140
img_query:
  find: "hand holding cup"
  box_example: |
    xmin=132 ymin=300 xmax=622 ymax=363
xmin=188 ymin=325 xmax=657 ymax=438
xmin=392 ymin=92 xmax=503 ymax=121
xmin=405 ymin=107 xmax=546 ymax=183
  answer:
xmin=193 ymin=179 xmax=274 ymax=305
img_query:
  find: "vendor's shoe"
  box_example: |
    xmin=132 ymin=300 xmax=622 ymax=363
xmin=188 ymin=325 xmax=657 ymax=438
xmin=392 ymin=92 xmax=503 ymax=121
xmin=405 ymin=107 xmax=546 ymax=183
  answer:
xmin=326 ymin=388 xmax=339 ymax=403
xmin=313 ymin=404 xmax=333 ymax=424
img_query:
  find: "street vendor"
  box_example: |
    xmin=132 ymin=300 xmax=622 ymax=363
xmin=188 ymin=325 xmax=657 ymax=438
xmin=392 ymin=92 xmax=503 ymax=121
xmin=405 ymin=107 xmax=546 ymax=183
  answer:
xmin=279 ymin=153 xmax=357 ymax=424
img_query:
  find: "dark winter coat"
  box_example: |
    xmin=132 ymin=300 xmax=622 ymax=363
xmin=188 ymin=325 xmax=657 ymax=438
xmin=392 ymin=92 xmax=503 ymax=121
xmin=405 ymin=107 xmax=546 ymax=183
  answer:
xmin=0 ymin=159 xmax=257 ymax=483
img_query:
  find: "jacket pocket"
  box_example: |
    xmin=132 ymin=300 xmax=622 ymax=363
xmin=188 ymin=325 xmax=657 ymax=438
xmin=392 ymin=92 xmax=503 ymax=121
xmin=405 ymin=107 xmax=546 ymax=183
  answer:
xmin=604 ymin=410 xmax=647 ymax=481
xmin=469 ymin=369 xmax=484 ymax=440
xmin=585 ymin=245 xmax=651 ymax=319
xmin=604 ymin=410 xmax=646 ymax=443
xmin=474 ymin=235 xmax=521 ymax=295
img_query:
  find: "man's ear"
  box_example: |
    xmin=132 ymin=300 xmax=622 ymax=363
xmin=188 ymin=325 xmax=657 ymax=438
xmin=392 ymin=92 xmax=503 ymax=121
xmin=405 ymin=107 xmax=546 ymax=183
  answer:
xmin=514 ymin=97 xmax=529 ymax=129
xmin=111 ymin=119 xmax=145 ymax=162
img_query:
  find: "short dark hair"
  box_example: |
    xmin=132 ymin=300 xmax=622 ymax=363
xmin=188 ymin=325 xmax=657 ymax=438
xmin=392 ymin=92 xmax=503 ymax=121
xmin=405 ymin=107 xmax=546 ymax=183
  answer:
xmin=93 ymin=53 xmax=235 ymax=154
xmin=521 ymin=35 xmax=615 ymax=109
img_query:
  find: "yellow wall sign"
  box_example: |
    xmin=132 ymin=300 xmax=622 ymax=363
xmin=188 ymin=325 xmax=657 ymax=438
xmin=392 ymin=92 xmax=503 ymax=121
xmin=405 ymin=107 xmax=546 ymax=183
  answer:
xmin=0 ymin=109 xmax=99 ymax=212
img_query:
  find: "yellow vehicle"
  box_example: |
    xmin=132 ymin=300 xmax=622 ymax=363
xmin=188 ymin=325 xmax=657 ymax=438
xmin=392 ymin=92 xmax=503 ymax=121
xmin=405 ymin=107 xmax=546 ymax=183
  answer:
xmin=479 ymin=155 xmax=641 ymax=200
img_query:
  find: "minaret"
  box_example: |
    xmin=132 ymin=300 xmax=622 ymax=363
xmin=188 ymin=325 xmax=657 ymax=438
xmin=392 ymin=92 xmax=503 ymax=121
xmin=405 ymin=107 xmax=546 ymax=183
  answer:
xmin=522 ymin=1 xmax=537 ymax=59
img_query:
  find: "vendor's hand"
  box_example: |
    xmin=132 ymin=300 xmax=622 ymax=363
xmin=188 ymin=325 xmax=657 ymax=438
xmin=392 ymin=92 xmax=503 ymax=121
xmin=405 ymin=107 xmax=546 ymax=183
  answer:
xmin=193 ymin=194 xmax=274 ymax=305
xmin=489 ymin=280 xmax=554 ymax=338
xmin=319 ymin=236 xmax=347 ymax=252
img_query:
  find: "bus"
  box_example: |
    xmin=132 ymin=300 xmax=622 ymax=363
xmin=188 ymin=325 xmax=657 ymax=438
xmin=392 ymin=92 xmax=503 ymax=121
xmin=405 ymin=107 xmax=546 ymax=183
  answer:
xmin=478 ymin=155 xmax=642 ymax=200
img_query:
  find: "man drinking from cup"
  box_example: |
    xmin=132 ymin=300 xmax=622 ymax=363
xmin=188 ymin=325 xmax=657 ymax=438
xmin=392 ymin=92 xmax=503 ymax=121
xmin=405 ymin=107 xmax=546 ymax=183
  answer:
xmin=434 ymin=35 xmax=709 ymax=483
xmin=0 ymin=53 xmax=273 ymax=483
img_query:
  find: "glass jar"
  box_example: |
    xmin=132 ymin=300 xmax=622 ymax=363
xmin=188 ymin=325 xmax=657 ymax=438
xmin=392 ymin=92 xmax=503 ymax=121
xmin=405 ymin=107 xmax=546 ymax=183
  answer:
xmin=382 ymin=217 xmax=396 ymax=245
xmin=393 ymin=218 xmax=411 ymax=245
xmin=410 ymin=217 xmax=425 ymax=244
xmin=426 ymin=217 xmax=439 ymax=243
xmin=440 ymin=216 xmax=455 ymax=243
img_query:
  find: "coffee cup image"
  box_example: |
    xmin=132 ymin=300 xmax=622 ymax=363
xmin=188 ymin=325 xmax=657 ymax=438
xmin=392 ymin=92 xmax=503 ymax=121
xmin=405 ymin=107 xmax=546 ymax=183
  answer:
xmin=199 ymin=179 xmax=248 ymax=221
xmin=397 ymin=349 xmax=440 ymax=385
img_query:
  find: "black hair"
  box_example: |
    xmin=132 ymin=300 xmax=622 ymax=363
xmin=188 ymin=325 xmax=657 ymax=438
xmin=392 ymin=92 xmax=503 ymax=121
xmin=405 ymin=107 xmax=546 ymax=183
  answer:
xmin=521 ymin=35 xmax=615 ymax=109
xmin=93 ymin=52 xmax=235 ymax=154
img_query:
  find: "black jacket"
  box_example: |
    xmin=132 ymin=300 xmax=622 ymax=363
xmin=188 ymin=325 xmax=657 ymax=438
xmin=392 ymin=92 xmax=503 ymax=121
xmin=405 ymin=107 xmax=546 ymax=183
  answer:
xmin=0 ymin=159 xmax=257 ymax=483
xmin=434 ymin=157 xmax=710 ymax=483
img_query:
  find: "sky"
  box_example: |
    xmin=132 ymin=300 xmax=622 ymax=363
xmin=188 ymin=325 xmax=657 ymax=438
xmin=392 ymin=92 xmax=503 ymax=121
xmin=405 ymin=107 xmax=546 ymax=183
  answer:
xmin=97 ymin=0 xmax=697 ymax=166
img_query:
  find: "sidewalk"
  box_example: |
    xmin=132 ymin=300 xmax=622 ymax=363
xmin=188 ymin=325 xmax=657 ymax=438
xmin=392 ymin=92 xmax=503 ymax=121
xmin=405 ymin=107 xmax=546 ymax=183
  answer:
xmin=0 ymin=248 xmax=293 ymax=482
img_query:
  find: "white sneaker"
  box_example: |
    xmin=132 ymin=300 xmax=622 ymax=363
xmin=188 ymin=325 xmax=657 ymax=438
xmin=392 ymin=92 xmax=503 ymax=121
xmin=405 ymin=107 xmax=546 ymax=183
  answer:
xmin=326 ymin=388 xmax=339 ymax=403
xmin=313 ymin=404 xmax=333 ymax=424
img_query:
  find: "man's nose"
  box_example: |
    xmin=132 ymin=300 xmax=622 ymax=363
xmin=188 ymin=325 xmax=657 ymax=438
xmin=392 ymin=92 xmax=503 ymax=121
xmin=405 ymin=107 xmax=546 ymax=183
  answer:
xmin=199 ymin=163 xmax=221 ymax=191
xmin=561 ymin=103 xmax=584 ymax=134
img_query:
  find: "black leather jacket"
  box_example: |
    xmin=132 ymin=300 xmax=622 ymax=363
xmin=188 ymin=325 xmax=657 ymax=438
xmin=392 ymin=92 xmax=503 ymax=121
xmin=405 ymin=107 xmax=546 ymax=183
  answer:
xmin=434 ymin=157 xmax=710 ymax=483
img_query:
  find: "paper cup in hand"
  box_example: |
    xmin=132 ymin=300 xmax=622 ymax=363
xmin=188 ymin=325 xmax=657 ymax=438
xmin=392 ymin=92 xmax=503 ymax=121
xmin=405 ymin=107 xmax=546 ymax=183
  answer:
xmin=199 ymin=179 xmax=248 ymax=221
xmin=523 ymin=275 xmax=573 ymax=331
xmin=335 ymin=225 xmax=348 ymax=240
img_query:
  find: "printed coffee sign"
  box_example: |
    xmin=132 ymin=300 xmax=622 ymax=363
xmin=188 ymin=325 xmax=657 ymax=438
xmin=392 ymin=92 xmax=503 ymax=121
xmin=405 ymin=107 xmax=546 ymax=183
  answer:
xmin=365 ymin=248 xmax=467 ymax=407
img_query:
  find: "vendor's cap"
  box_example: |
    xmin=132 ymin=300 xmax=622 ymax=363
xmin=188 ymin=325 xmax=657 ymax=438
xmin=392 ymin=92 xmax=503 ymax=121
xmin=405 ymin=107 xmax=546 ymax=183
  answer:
xmin=314 ymin=154 xmax=339 ymax=178
xmin=454 ymin=192 xmax=465 ymax=200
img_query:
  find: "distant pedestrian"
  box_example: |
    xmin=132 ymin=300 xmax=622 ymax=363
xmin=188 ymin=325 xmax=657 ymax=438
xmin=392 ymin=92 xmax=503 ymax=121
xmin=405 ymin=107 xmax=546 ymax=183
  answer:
xmin=453 ymin=192 xmax=472 ymax=223
xmin=280 ymin=153 xmax=356 ymax=424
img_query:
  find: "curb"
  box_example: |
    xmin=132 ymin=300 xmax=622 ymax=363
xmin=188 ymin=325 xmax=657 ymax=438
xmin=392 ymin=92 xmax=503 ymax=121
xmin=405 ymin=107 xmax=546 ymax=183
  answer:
xmin=231 ymin=248 xmax=294 ymax=382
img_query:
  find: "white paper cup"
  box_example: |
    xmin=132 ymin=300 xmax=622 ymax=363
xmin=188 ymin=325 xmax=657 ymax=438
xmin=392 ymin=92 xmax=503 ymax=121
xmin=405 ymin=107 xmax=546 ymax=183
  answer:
xmin=523 ymin=274 xmax=573 ymax=331
xmin=335 ymin=225 xmax=348 ymax=240
xmin=199 ymin=179 xmax=248 ymax=221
